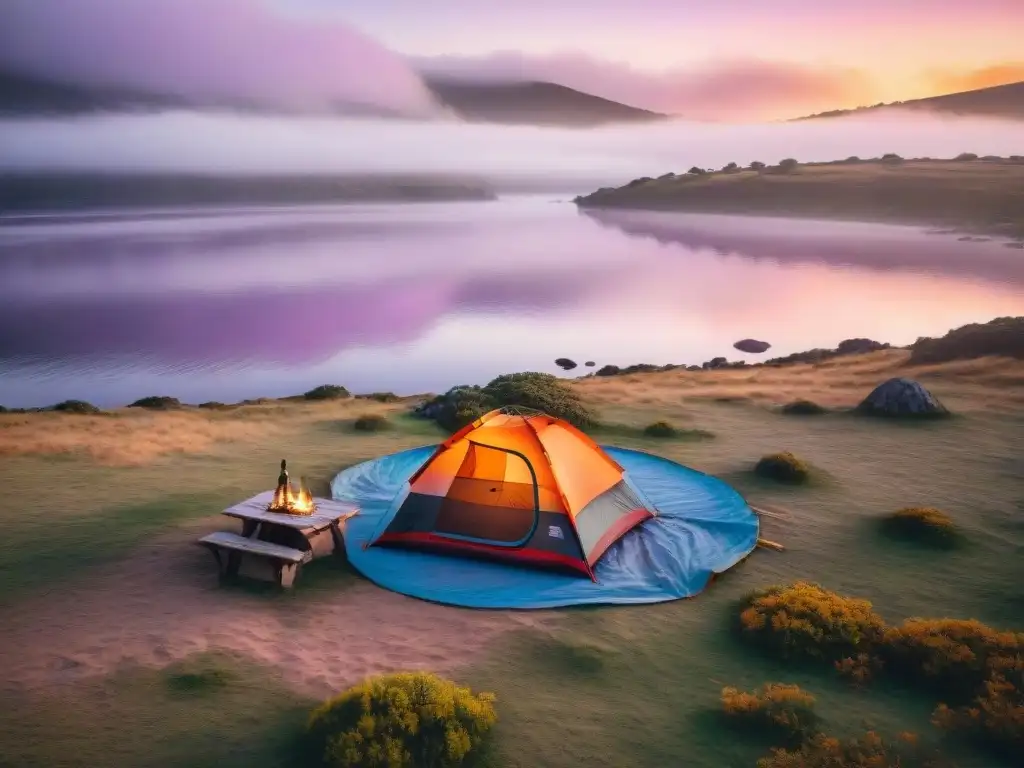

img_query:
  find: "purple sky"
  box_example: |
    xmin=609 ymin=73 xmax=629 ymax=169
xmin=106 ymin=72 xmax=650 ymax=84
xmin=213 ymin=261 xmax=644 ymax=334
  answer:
xmin=1 ymin=0 xmax=1021 ymax=119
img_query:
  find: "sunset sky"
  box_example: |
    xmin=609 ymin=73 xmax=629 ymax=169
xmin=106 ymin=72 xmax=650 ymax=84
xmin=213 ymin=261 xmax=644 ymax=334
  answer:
xmin=296 ymin=0 xmax=1024 ymax=115
xmin=2 ymin=0 xmax=1022 ymax=121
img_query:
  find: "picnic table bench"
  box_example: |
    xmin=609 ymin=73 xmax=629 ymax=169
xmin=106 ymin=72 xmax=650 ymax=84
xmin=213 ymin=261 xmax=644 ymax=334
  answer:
xmin=198 ymin=491 xmax=358 ymax=588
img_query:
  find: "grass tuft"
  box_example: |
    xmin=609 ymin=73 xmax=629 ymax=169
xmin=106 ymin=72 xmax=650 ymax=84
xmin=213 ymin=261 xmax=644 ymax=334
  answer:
xmin=754 ymin=452 xmax=811 ymax=484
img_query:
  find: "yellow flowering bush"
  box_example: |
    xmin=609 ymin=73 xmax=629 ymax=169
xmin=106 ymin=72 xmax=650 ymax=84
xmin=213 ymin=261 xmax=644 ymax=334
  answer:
xmin=720 ymin=683 xmax=819 ymax=745
xmin=306 ymin=672 xmax=498 ymax=768
xmin=878 ymin=507 xmax=960 ymax=548
xmin=756 ymin=731 xmax=949 ymax=768
xmin=737 ymin=582 xmax=887 ymax=664
xmin=881 ymin=618 xmax=1023 ymax=700
xmin=754 ymin=452 xmax=810 ymax=484
xmin=932 ymin=669 xmax=1024 ymax=759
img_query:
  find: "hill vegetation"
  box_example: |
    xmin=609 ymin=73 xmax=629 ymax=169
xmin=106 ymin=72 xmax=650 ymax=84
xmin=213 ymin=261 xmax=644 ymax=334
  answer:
xmin=794 ymin=80 xmax=1024 ymax=122
xmin=574 ymin=156 xmax=1024 ymax=242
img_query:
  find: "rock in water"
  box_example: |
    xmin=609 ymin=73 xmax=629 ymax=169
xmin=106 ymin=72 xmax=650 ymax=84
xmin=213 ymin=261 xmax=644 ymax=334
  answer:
xmin=555 ymin=357 xmax=578 ymax=370
xmin=733 ymin=338 xmax=771 ymax=354
xmin=855 ymin=378 xmax=950 ymax=418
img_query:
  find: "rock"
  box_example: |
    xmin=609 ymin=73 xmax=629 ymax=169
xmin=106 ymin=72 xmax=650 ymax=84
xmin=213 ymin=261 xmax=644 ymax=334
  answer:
xmin=554 ymin=357 xmax=578 ymax=370
xmin=584 ymin=361 xmax=595 ymax=367
xmin=733 ymin=338 xmax=771 ymax=354
xmin=855 ymin=378 xmax=950 ymax=419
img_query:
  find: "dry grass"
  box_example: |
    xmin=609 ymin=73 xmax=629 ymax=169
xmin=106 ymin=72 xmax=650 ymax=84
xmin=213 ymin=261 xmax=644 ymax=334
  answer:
xmin=0 ymin=399 xmax=400 ymax=466
xmin=574 ymin=349 xmax=1024 ymax=413
xmin=576 ymin=158 xmax=1024 ymax=239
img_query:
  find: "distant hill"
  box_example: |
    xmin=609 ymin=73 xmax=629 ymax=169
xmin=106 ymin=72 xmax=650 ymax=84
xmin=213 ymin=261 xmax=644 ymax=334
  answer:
xmin=0 ymin=68 xmax=667 ymax=126
xmin=423 ymin=78 xmax=668 ymax=127
xmin=794 ymin=80 xmax=1024 ymax=121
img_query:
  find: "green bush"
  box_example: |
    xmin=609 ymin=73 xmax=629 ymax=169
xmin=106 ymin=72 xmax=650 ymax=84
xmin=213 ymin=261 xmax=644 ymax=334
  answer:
xmin=757 ymin=731 xmax=948 ymax=768
xmin=128 ymin=395 xmax=181 ymax=410
xmin=878 ymin=507 xmax=960 ymax=548
xmin=777 ymin=158 xmax=799 ymax=173
xmin=417 ymin=373 xmax=595 ymax=432
xmin=737 ymin=582 xmax=887 ymax=664
xmin=482 ymin=372 xmax=594 ymax=428
xmin=304 ymin=385 xmax=351 ymax=401
xmin=754 ymin=452 xmax=810 ymax=484
xmin=780 ymin=400 xmax=826 ymax=416
xmin=353 ymin=414 xmax=390 ymax=432
xmin=720 ymin=683 xmax=819 ymax=746
xmin=306 ymin=672 xmax=497 ymax=768
xmin=643 ymin=420 xmax=678 ymax=438
xmin=52 ymin=399 xmax=101 ymax=414
xmin=198 ymin=401 xmax=229 ymax=410
xmin=362 ymin=392 xmax=399 ymax=403
xmin=954 ymin=152 xmax=978 ymax=161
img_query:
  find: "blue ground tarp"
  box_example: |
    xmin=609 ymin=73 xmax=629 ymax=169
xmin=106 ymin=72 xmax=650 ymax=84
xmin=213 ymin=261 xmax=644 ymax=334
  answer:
xmin=331 ymin=445 xmax=759 ymax=609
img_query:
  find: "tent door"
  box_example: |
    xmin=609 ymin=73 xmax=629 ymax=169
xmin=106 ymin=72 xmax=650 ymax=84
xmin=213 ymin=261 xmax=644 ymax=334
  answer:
xmin=431 ymin=441 xmax=540 ymax=548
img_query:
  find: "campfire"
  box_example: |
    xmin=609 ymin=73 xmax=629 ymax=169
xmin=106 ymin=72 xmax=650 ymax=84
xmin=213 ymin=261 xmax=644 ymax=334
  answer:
xmin=267 ymin=459 xmax=318 ymax=516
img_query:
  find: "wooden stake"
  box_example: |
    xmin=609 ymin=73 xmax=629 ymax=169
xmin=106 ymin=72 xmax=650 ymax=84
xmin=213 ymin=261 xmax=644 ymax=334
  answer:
xmin=757 ymin=537 xmax=785 ymax=552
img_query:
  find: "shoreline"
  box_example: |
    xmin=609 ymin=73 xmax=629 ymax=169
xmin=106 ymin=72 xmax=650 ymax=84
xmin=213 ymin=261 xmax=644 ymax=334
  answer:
xmin=3 ymin=316 xmax=1020 ymax=415
xmin=573 ymin=156 xmax=1024 ymax=245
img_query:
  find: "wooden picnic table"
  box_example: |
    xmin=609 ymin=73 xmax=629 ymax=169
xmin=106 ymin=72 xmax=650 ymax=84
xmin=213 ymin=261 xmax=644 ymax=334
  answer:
xmin=198 ymin=492 xmax=359 ymax=588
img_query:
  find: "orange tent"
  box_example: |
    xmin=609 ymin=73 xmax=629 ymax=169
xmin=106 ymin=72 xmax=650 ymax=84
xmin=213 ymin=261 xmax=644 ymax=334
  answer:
xmin=369 ymin=407 xmax=657 ymax=579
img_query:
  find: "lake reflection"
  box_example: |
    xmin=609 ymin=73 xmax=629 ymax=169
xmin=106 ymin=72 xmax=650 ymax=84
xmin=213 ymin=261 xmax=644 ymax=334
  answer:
xmin=1 ymin=197 xmax=1022 ymax=408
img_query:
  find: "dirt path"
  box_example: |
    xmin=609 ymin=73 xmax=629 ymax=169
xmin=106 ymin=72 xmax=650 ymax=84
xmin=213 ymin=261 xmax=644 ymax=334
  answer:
xmin=0 ymin=526 xmax=555 ymax=699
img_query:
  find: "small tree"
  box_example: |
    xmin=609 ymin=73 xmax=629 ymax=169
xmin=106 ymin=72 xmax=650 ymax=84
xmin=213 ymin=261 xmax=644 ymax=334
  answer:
xmin=777 ymin=158 xmax=799 ymax=173
xmin=688 ymin=166 xmax=707 ymax=175
xmin=750 ymin=161 xmax=766 ymax=171
xmin=722 ymin=161 xmax=739 ymax=173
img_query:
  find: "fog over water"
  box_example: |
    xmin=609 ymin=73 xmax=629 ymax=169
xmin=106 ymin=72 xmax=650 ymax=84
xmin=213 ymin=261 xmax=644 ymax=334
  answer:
xmin=1 ymin=111 xmax=1022 ymax=189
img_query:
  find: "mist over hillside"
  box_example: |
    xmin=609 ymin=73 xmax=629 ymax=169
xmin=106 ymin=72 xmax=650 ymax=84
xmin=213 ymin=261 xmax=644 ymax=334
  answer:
xmin=1 ymin=110 xmax=1021 ymax=194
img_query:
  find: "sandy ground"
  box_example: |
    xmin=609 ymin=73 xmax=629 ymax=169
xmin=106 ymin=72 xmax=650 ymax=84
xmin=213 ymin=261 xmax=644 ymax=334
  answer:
xmin=0 ymin=523 xmax=555 ymax=699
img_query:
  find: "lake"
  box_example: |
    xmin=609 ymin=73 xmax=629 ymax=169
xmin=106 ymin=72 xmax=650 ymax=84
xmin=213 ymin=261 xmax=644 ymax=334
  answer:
xmin=2 ymin=194 xmax=1023 ymax=409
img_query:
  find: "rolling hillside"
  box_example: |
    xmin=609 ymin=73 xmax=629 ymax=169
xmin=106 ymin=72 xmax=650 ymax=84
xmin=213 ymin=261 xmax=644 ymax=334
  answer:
xmin=795 ymin=80 xmax=1024 ymax=121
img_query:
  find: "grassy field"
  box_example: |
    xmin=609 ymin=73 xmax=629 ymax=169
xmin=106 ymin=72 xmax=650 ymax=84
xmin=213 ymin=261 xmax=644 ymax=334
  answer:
xmin=574 ymin=157 xmax=1024 ymax=242
xmin=1 ymin=351 xmax=1022 ymax=767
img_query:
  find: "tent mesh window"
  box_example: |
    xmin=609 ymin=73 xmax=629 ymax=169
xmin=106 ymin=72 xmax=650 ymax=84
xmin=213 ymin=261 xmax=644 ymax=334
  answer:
xmin=433 ymin=442 xmax=538 ymax=544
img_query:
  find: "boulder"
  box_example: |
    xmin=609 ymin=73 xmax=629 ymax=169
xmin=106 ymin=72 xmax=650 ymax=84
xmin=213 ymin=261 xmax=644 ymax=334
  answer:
xmin=554 ymin=357 xmax=578 ymax=370
xmin=733 ymin=338 xmax=771 ymax=354
xmin=855 ymin=378 xmax=950 ymax=419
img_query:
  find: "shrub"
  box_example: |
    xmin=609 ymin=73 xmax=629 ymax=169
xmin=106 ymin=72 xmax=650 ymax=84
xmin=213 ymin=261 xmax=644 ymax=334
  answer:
xmin=128 ymin=395 xmax=181 ymax=409
xmin=304 ymin=385 xmax=351 ymax=401
xmin=643 ymin=420 xmax=678 ymax=438
xmin=688 ymin=166 xmax=707 ymax=175
xmin=720 ymin=683 xmax=819 ymax=746
xmin=198 ymin=401 xmax=229 ymax=410
xmin=306 ymin=672 xmax=497 ymax=768
xmin=362 ymin=392 xmax=399 ymax=403
xmin=737 ymin=582 xmax=887 ymax=664
xmin=834 ymin=653 xmax=884 ymax=686
xmin=932 ymin=669 xmax=1024 ymax=759
xmin=353 ymin=414 xmax=389 ymax=432
xmin=880 ymin=618 xmax=1023 ymax=702
xmin=52 ymin=399 xmax=101 ymax=414
xmin=777 ymin=158 xmax=799 ymax=172
xmin=757 ymin=731 xmax=948 ymax=768
xmin=750 ymin=161 xmax=767 ymax=170
xmin=881 ymin=153 xmax=904 ymax=164
xmin=416 ymin=386 xmax=492 ymax=432
xmin=723 ymin=161 xmax=739 ymax=173
xmin=953 ymin=152 xmax=978 ymax=161
xmin=878 ymin=507 xmax=960 ymax=548
xmin=908 ymin=316 xmax=1024 ymax=364
xmin=482 ymin=372 xmax=594 ymax=428
xmin=754 ymin=452 xmax=810 ymax=484
xmin=843 ymin=156 xmax=861 ymax=163
xmin=780 ymin=400 xmax=826 ymax=416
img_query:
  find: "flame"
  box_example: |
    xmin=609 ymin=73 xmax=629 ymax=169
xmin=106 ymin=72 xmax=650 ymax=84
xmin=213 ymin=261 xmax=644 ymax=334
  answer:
xmin=267 ymin=478 xmax=317 ymax=516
